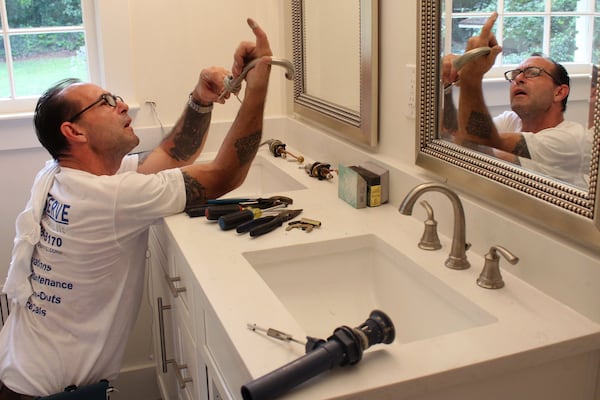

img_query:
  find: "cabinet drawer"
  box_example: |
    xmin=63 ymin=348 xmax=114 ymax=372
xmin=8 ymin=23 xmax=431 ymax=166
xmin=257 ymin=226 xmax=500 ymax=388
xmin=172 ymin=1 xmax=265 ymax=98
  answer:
xmin=175 ymin=304 xmax=208 ymax=400
xmin=205 ymin=307 xmax=251 ymax=399
xmin=205 ymin=347 xmax=234 ymax=400
xmin=149 ymin=227 xmax=168 ymax=275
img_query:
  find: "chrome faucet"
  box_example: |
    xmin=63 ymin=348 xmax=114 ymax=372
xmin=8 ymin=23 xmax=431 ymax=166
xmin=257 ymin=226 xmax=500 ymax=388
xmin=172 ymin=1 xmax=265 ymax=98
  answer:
xmin=219 ymin=57 xmax=294 ymax=102
xmin=399 ymin=182 xmax=470 ymax=270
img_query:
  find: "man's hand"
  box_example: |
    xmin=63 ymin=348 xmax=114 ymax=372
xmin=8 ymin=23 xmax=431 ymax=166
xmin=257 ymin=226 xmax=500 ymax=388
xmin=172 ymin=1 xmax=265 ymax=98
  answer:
xmin=442 ymin=54 xmax=460 ymax=85
xmin=460 ymin=12 xmax=503 ymax=81
xmin=192 ymin=66 xmax=230 ymax=105
xmin=232 ymin=18 xmax=273 ymax=90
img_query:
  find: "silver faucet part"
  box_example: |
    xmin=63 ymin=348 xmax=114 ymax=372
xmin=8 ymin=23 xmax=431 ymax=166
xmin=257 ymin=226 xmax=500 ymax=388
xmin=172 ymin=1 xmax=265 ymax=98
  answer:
xmin=247 ymin=323 xmax=305 ymax=346
xmin=399 ymin=182 xmax=470 ymax=269
xmin=452 ymin=47 xmax=492 ymax=71
xmin=418 ymin=200 xmax=442 ymax=251
xmin=476 ymin=245 xmax=519 ymax=289
xmin=219 ymin=57 xmax=295 ymax=102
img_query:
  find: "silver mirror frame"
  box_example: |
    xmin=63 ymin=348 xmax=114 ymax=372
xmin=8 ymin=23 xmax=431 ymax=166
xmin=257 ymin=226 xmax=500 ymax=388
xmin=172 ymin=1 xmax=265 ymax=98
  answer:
xmin=291 ymin=0 xmax=379 ymax=147
xmin=416 ymin=0 xmax=600 ymax=251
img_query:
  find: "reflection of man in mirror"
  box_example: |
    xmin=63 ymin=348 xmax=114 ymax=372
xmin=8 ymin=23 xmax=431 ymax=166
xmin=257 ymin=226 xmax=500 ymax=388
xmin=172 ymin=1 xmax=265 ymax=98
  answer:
xmin=442 ymin=12 xmax=593 ymax=189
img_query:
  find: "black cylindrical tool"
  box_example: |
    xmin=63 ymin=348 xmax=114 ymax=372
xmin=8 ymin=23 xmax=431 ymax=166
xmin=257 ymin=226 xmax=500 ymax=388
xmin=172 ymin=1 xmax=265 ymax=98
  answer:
xmin=240 ymin=310 xmax=395 ymax=400
xmin=219 ymin=209 xmax=258 ymax=230
xmin=205 ymin=204 xmax=244 ymax=220
xmin=219 ymin=204 xmax=287 ymax=231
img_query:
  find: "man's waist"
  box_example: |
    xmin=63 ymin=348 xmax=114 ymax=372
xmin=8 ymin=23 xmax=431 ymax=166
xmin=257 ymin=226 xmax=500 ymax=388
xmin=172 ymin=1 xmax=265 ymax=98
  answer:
xmin=0 ymin=381 xmax=36 ymax=400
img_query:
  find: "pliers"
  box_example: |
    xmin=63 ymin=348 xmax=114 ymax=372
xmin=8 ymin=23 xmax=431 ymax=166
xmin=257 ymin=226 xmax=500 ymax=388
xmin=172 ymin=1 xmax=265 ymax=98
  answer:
xmin=186 ymin=195 xmax=293 ymax=218
xmin=236 ymin=209 xmax=303 ymax=237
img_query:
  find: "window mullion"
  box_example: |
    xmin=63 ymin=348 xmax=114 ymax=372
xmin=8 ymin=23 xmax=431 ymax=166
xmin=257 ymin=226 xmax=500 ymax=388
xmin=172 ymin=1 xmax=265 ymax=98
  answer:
xmin=0 ymin=0 xmax=16 ymax=99
xmin=542 ymin=0 xmax=551 ymax=56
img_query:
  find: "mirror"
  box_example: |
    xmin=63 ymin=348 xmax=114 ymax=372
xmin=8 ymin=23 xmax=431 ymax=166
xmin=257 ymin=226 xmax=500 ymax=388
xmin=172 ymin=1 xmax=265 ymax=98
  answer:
xmin=417 ymin=0 xmax=600 ymax=251
xmin=291 ymin=0 xmax=378 ymax=147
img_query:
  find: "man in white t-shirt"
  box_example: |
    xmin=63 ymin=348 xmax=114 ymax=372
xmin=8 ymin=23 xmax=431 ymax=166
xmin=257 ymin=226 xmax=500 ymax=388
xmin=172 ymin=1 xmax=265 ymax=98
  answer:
xmin=442 ymin=12 xmax=592 ymax=189
xmin=0 ymin=18 xmax=272 ymax=399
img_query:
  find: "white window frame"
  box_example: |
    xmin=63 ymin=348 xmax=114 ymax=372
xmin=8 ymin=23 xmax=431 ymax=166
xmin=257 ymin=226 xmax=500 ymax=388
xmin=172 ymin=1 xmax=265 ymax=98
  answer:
xmin=0 ymin=0 xmax=101 ymax=116
xmin=443 ymin=0 xmax=599 ymax=79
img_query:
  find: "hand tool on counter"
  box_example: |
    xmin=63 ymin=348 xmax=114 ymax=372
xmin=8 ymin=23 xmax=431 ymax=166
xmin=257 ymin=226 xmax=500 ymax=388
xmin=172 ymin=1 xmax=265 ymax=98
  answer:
xmin=246 ymin=324 xmax=306 ymax=346
xmin=241 ymin=310 xmax=395 ymax=400
xmin=285 ymin=218 xmax=322 ymax=233
xmin=186 ymin=199 xmax=247 ymax=217
xmin=199 ymin=196 xmax=293 ymax=220
xmin=260 ymin=139 xmax=304 ymax=163
xmin=303 ymin=161 xmax=338 ymax=180
xmin=236 ymin=209 xmax=302 ymax=237
xmin=218 ymin=204 xmax=287 ymax=230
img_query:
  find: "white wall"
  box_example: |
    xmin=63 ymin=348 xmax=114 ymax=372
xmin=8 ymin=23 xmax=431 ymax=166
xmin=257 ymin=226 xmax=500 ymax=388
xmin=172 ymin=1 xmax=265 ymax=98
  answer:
xmin=10 ymin=0 xmax=600 ymax=389
xmin=0 ymin=0 xmax=291 ymax=377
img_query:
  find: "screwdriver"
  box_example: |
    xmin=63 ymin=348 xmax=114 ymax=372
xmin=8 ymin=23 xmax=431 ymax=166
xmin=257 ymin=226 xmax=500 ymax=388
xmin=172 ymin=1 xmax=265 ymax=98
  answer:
xmin=205 ymin=204 xmax=246 ymax=220
xmin=218 ymin=204 xmax=286 ymax=230
xmin=204 ymin=196 xmax=293 ymax=220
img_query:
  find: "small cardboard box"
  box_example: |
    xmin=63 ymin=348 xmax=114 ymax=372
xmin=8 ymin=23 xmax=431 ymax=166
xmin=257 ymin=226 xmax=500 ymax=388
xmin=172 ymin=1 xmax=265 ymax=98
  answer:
xmin=350 ymin=166 xmax=382 ymax=207
xmin=338 ymin=164 xmax=367 ymax=208
xmin=360 ymin=161 xmax=389 ymax=205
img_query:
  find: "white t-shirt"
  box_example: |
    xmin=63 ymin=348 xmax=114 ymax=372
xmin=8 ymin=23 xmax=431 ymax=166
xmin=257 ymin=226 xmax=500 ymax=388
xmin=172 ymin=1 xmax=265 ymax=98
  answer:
xmin=494 ymin=111 xmax=593 ymax=189
xmin=0 ymin=155 xmax=186 ymax=396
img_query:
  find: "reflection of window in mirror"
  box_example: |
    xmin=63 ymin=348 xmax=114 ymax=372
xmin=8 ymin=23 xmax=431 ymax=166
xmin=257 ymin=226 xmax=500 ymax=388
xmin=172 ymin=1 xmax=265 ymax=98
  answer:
xmin=440 ymin=1 xmax=599 ymax=190
xmin=442 ymin=1 xmax=600 ymax=68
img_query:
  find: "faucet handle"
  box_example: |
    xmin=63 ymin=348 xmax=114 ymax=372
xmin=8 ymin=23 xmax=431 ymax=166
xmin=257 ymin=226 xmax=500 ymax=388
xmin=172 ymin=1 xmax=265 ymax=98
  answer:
xmin=418 ymin=201 xmax=442 ymax=250
xmin=476 ymin=245 xmax=519 ymax=289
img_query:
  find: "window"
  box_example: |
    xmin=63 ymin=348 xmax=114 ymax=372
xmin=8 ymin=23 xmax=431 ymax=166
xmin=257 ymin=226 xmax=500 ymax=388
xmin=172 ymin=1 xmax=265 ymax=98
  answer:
xmin=0 ymin=0 xmax=97 ymax=114
xmin=443 ymin=0 xmax=600 ymax=69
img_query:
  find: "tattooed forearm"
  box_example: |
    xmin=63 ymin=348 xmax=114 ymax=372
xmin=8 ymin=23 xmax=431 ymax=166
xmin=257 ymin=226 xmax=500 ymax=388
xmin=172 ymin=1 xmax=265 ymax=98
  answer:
xmin=513 ymin=136 xmax=531 ymax=158
xmin=442 ymin=89 xmax=458 ymax=133
xmin=182 ymin=171 xmax=207 ymax=210
xmin=168 ymin=110 xmax=212 ymax=161
xmin=466 ymin=111 xmax=495 ymax=139
xmin=234 ymin=130 xmax=262 ymax=166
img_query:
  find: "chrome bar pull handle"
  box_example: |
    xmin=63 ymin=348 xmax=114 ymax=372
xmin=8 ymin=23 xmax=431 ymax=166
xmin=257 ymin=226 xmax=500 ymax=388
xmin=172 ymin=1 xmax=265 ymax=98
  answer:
xmin=165 ymin=274 xmax=186 ymax=297
xmin=157 ymin=297 xmax=173 ymax=373
xmin=169 ymin=361 xmax=193 ymax=389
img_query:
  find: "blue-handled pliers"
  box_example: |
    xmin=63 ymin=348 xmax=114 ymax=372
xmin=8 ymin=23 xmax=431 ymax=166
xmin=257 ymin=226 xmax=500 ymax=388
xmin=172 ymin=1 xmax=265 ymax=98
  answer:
xmin=236 ymin=209 xmax=302 ymax=237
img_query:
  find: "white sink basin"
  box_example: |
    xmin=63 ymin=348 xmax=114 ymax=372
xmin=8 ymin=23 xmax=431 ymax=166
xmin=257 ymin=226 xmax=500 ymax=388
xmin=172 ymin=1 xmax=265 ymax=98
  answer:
xmin=198 ymin=155 xmax=306 ymax=197
xmin=243 ymin=234 xmax=497 ymax=343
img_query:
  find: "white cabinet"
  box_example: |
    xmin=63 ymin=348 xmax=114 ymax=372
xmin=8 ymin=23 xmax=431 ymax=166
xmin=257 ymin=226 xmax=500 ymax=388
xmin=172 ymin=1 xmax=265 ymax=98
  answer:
xmin=148 ymin=223 xmax=210 ymax=400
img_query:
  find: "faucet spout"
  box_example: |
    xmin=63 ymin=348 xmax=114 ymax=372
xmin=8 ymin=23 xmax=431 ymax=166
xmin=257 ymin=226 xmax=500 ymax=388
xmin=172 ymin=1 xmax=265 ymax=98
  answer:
xmin=399 ymin=182 xmax=470 ymax=270
xmin=220 ymin=57 xmax=294 ymax=102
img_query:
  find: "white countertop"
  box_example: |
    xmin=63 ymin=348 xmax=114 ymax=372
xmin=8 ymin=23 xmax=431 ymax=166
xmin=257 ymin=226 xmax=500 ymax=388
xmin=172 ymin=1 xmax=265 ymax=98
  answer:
xmin=162 ymin=147 xmax=600 ymax=399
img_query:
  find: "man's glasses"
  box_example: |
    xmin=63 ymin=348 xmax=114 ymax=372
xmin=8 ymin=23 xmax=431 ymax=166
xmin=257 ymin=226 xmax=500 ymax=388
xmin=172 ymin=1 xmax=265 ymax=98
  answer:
xmin=68 ymin=93 xmax=124 ymax=122
xmin=503 ymin=66 xmax=560 ymax=85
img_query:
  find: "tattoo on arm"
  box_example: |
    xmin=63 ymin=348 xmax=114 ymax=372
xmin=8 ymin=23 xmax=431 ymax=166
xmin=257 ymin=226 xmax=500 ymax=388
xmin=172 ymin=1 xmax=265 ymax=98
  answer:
xmin=513 ymin=136 xmax=531 ymax=158
xmin=168 ymin=110 xmax=212 ymax=161
xmin=466 ymin=111 xmax=494 ymax=139
xmin=234 ymin=130 xmax=262 ymax=166
xmin=137 ymin=151 xmax=151 ymax=167
xmin=182 ymin=171 xmax=207 ymax=210
xmin=442 ymin=89 xmax=458 ymax=133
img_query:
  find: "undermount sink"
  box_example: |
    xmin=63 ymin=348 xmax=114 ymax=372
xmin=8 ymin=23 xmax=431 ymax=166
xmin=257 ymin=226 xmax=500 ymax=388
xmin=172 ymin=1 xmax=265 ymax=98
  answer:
xmin=203 ymin=155 xmax=307 ymax=197
xmin=243 ymin=234 xmax=497 ymax=343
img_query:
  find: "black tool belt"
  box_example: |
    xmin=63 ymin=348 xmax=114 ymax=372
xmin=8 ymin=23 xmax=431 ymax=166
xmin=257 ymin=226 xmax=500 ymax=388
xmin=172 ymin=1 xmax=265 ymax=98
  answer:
xmin=36 ymin=381 xmax=112 ymax=400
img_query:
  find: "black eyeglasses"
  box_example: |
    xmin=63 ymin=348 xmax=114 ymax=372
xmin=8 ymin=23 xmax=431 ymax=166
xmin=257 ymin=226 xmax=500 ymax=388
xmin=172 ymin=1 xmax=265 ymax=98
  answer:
xmin=503 ymin=66 xmax=560 ymax=85
xmin=68 ymin=93 xmax=124 ymax=122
